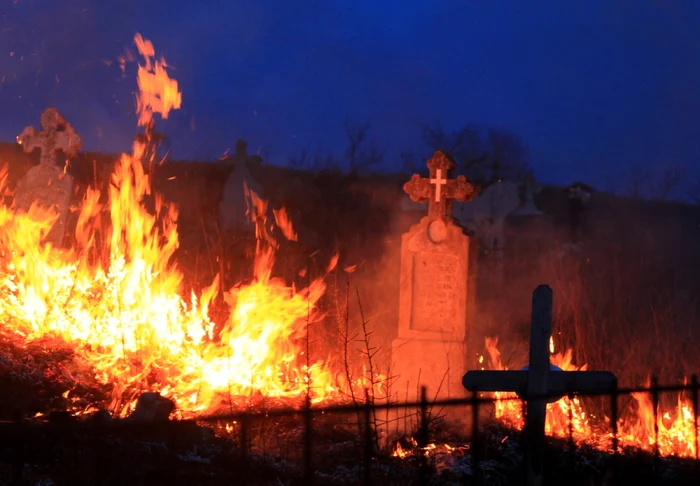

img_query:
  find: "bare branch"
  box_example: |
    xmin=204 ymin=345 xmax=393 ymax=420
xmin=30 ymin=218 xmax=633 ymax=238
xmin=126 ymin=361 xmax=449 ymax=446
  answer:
xmin=407 ymin=121 xmax=531 ymax=185
xmin=345 ymin=118 xmax=384 ymax=174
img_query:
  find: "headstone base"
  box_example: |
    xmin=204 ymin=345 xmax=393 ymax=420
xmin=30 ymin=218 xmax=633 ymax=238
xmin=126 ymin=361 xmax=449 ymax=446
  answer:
xmin=389 ymin=337 xmax=468 ymax=430
xmin=14 ymin=165 xmax=74 ymax=248
xmin=391 ymin=337 xmax=467 ymax=401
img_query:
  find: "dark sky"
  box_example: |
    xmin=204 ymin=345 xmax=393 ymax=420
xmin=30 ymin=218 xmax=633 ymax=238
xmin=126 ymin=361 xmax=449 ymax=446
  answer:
xmin=0 ymin=1 xmax=699 ymax=190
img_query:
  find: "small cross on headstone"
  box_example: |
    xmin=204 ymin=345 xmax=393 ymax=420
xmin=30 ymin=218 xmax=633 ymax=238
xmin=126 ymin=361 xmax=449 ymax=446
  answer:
xmin=430 ymin=168 xmax=448 ymax=202
xmin=404 ymin=150 xmax=480 ymax=223
xmin=463 ymin=285 xmax=617 ymax=486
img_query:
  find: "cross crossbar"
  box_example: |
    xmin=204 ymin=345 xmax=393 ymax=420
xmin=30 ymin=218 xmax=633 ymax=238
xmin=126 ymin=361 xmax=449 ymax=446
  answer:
xmin=462 ymin=370 xmax=617 ymax=401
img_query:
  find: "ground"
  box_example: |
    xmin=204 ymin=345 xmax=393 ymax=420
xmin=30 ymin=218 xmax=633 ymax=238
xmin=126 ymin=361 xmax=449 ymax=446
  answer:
xmin=0 ymin=330 xmax=699 ymax=485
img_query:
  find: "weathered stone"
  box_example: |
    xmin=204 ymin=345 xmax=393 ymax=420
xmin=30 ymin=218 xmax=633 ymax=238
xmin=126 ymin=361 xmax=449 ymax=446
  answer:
xmin=14 ymin=164 xmax=74 ymax=245
xmin=392 ymin=151 xmax=478 ymax=401
xmin=218 ymin=139 xmax=263 ymax=232
xmin=15 ymin=107 xmax=81 ymax=247
xmin=456 ymin=180 xmax=521 ymax=284
xmin=512 ymin=175 xmax=543 ymax=217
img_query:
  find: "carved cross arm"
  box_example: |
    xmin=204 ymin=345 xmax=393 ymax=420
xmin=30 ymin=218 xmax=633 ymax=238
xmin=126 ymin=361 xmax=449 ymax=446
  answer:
xmin=403 ymin=174 xmax=432 ymax=203
xmin=450 ymin=175 xmax=480 ymax=203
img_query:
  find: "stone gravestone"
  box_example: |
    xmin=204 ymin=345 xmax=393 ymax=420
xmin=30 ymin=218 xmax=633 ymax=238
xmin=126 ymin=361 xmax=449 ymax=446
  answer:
xmin=455 ymin=180 xmax=521 ymax=283
xmin=463 ymin=285 xmax=617 ymax=486
xmin=512 ymin=175 xmax=543 ymax=217
xmin=219 ymin=139 xmax=263 ymax=233
xmin=15 ymin=107 xmax=82 ymax=247
xmin=392 ymin=151 xmax=479 ymax=401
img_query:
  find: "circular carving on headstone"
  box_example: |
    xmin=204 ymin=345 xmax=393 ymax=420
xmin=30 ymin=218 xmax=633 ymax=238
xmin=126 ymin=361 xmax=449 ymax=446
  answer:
xmin=427 ymin=219 xmax=447 ymax=244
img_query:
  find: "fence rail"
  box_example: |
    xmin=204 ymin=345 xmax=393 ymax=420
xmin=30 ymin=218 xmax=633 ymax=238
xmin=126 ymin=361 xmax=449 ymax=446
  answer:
xmin=2 ymin=377 xmax=700 ymax=485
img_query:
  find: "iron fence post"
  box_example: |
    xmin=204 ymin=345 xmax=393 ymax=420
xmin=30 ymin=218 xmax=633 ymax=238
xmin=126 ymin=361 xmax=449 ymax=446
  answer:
xmin=651 ymin=377 xmax=660 ymax=482
xmin=567 ymin=391 xmax=575 ymax=474
xmin=610 ymin=378 xmax=619 ymax=481
xmin=363 ymin=389 xmax=373 ymax=485
xmin=692 ymin=375 xmax=699 ymax=463
xmin=11 ymin=418 xmax=22 ymax=486
xmin=418 ymin=386 xmax=429 ymax=486
xmin=303 ymin=394 xmax=314 ymax=485
xmin=471 ymin=390 xmax=481 ymax=484
xmin=240 ymin=412 xmax=250 ymax=485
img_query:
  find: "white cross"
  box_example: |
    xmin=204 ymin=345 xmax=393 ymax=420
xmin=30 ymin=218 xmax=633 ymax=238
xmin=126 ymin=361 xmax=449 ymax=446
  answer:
xmin=430 ymin=169 xmax=448 ymax=202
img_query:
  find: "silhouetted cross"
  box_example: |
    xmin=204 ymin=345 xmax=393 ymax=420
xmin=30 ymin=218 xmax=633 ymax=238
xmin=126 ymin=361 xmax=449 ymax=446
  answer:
xmin=463 ymin=285 xmax=617 ymax=486
xmin=403 ymin=150 xmax=479 ymax=222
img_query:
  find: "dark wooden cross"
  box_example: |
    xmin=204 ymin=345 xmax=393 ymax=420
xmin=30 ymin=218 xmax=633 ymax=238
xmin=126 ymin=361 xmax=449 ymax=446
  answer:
xmin=403 ymin=150 xmax=480 ymax=222
xmin=463 ymin=285 xmax=617 ymax=486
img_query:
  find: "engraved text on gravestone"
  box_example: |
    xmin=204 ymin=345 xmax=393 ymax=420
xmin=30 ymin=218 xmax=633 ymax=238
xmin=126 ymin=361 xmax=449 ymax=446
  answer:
xmin=411 ymin=252 xmax=459 ymax=332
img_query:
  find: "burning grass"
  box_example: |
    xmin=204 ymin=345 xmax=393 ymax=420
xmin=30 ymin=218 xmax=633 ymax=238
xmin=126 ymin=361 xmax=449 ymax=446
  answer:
xmin=0 ymin=30 xmax=698 ymax=485
xmin=472 ymin=335 xmax=700 ymax=460
xmin=0 ymin=33 xmax=383 ymax=421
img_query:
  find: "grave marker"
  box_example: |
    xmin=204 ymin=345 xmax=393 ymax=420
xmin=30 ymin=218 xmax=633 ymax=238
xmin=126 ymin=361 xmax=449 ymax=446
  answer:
xmin=463 ymin=285 xmax=617 ymax=486
xmin=15 ymin=107 xmax=82 ymax=247
xmin=392 ymin=151 xmax=479 ymax=402
xmin=512 ymin=175 xmax=543 ymax=217
xmin=456 ymin=180 xmax=521 ymax=283
xmin=219 ymin=139 xmax=263 ymax=233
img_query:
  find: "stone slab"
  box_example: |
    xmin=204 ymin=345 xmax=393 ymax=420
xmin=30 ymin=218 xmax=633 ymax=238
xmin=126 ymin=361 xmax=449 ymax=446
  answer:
xmin=14 ymin=164 xmax=74 ymax=247
xmin=391 ymin=336 xmax=468 ymax=401
xmin=397 ymin=217 xmax=469 ymax=341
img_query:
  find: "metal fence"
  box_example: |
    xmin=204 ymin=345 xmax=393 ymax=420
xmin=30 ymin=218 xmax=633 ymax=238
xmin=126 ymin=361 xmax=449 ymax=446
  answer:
xmin=196 ymin=378 xmax=700 ymax=485
xmin=3 ymin=377 xmax=698 ymax=485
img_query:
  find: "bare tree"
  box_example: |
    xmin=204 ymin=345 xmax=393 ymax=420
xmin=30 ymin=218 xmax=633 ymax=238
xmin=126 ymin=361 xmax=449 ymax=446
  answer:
xmin=687 ymin=175 xmax=700 ymax=205
xmin=484 ymin=127 xmax=532 ymax=185
xmin=652 ymin=166 xmax=686 ymax=201
xmin=289 ymin=147 xmax=339 ymax=172
xmin=401 ymin=121 xmax=485 ymax=174
xmin=625 ymin=166 xmax=650 ymax=199
xmin=402 ymin=121 xmax=531 ymax=186
xmin=623 ymin=165 xmax=686 ymax=201
xmin=288 ymin=119 xmax=384 ymax=175
xmin=344 ymin=119 xmax=384 ymax=174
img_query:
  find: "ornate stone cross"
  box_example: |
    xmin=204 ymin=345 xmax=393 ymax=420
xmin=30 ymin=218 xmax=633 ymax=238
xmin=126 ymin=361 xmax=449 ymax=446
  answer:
xmin=17 ymin=107 xmax=82 ymax=168
xmin=15 ymin=107 xmax=82 ymax=247
xmin=403 ymin=150 xmax=480 ymax=223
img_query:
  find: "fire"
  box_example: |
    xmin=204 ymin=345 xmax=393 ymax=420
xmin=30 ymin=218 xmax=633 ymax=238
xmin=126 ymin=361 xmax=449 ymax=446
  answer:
xmin=391 ymin=437 xmax=468 ymax=459
xmin=479 ymin=337 xmax=700 ymax=459
xmin=0 ymin=34 xmax=350 ymax=417
xmin=4 ymin=32 xmax=698 ymax=463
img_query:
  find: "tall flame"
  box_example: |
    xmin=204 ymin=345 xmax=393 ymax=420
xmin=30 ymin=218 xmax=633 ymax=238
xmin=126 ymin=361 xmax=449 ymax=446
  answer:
xmin=0 ymin=33 xmax=342 ymax=417
xmin=133 ymin=33 xmax=182 ymax=127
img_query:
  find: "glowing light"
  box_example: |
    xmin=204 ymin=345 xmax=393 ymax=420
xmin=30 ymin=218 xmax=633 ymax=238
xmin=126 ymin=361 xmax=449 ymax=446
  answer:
xmin=0 ymin=33 xmax=372 ymax=417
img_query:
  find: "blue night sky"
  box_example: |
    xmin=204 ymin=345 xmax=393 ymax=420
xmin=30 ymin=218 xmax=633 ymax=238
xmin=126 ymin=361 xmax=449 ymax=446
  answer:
xmin=0 ymin=1 xmax=699 ymax=190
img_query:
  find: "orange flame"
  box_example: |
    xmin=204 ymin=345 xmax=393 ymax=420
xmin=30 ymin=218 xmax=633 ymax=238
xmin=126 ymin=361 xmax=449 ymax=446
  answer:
xmin=134 ymin=33 xmax=182 ymax=127
xmin=0 ymin=33 xmax=369 ymax=417
xmin=478 ymin=337 xmax=700 ymax=458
